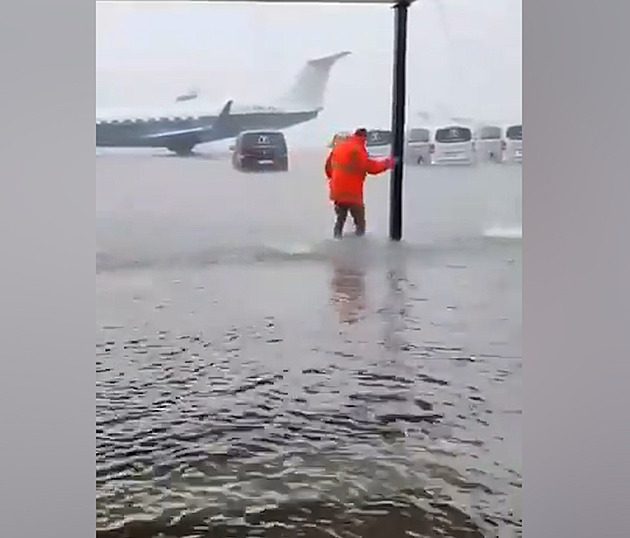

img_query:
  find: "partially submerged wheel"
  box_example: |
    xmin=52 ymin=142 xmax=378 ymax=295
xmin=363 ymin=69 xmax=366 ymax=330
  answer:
xmin=167 ymin=143 xmax=195 ymax=156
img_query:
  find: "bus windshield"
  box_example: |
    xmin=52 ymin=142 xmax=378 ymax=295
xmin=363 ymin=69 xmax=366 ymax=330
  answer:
xmin=408 ymin=128 xmax=430 ymax=143
xmin=435 ymin=126 xmax=472 ymax=143
xmin=506 ymin=125 xmax=522 ymax=140
xmin=477 ymin=126 xmax=501 ymax=140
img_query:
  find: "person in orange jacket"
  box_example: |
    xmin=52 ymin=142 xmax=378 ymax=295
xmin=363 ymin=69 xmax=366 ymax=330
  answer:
xmin=325 ymin=128 xmax=394 ymax=238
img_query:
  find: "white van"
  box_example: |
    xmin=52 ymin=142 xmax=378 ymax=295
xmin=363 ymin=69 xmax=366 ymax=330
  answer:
xmin=431 ymin=125 xmax=475 ymax=165
xmin=474 ymin=125 xmax=503 ymax=163
xmin=405 ymin=127 xmax=432 ymax=165
xmin=504 ymin=124 xmax=522 ymax=163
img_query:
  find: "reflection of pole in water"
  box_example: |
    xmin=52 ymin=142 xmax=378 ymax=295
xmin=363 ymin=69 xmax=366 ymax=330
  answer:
xmin=381 ymin=265 xmax=409 ymax=355
xmin=330 ymin=259 xmax=367 ymax=325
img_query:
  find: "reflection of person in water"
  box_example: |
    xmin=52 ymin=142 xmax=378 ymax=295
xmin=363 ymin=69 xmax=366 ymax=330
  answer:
xmin=329 ymin=256 xmax=366 ymax=324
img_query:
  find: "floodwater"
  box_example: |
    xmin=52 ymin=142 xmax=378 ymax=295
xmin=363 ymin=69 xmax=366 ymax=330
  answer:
xmin=96 ymin=150 xmax=522 ymax=537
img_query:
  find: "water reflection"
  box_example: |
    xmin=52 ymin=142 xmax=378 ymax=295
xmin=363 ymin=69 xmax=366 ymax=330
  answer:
xmin=97 ymin=153 xmax=521 ymax=537
xmin=367 ymin=245 xmax=415 ymax=362
xmin=329 ymin=251 xmax=367 ymax=325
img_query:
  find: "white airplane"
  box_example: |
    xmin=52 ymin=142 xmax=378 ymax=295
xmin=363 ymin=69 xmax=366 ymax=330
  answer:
xmin=96 ymin=51 xmax=351 ymax=156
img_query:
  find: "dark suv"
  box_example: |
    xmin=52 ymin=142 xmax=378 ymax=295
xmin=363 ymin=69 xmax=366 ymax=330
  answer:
xmin=231 ymin=130 xmax=289 ymax=172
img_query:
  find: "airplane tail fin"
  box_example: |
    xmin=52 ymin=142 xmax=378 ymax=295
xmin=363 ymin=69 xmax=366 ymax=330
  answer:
xmin=278 ymin=51 xmax=350 ymax=110
xmin=216 ymin=99 xmax=233 ymax=121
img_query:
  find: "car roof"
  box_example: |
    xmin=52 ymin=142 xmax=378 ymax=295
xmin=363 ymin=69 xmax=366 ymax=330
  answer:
xmin=238 ymin=130 xmax=285 ymax=136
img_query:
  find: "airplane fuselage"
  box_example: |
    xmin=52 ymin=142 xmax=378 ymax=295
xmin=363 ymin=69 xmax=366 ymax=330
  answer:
xmin=96 ymin=108 xmax=319 ymax=150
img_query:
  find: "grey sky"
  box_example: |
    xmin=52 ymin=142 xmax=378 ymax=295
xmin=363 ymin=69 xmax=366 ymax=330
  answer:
xmin=96 ymin=0 xmax=521 ymax=144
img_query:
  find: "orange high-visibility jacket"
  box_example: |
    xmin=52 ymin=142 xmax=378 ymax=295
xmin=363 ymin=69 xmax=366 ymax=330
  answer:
xmin=328 ymin=132 xmax=350 ymax=148
xmin=325 ymin=135 xmax=391 ymax=205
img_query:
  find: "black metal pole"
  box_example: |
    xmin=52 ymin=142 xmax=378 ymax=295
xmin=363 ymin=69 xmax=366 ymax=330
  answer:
xmin=389 ymin=0 xmax=410 ymax=241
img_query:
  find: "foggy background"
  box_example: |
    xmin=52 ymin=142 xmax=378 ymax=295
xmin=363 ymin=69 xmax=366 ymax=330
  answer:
xmin=96 ymin=0 xmax=522 ymax=147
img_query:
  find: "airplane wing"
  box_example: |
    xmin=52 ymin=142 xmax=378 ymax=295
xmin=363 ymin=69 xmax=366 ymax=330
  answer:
xmin=143 ymin=100 xmax=233 ymax=140
xmin=143 ymin=125 xmax=208 ymax=140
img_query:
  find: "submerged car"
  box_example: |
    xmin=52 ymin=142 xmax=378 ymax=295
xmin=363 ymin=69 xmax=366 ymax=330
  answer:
xmin=231 ymin=130 xmax=289 ymax=172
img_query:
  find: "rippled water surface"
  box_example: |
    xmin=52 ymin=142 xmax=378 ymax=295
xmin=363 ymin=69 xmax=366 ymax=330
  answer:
xmin=96 ymin=151 xmax=522 ymax=537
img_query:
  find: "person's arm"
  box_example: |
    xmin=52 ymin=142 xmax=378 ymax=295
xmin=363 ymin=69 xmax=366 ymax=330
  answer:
xmin=356 ymin=145 xmax=394 ymax=175
xmin=325 ymin=151 xmax=333 ymax=180
xmin=365 ymin=155 xmax=393 ymax=175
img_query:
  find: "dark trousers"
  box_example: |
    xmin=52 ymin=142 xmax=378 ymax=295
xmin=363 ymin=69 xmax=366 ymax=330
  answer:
xmin=334 ymin=202 xmax=366 ymax=238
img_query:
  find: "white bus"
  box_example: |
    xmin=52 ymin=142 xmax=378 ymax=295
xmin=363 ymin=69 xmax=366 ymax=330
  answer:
xmin=405 ymin=127 xmax=432 ymax=165
xmin=431 ymin=125 xmax=475 ymax=165
xmin=474 ymin=125 xmax=503 ymax=163
xmin=504 ymin=124 xmax=522 ymax=163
